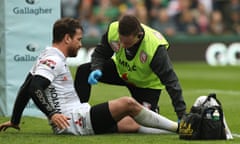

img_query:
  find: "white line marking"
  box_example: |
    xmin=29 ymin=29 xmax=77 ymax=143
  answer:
xmin=186 ymin=89 xmax=240 ymax=95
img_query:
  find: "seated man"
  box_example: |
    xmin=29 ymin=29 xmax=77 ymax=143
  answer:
xmin=0 ymin=17 xmax=178 ymax=135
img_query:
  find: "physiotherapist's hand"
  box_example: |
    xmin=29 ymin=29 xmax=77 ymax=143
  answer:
xmin=177 ymin=110 xmax=186 ymax=123
xmin=88 ymin=69 xmax=102 ymax=85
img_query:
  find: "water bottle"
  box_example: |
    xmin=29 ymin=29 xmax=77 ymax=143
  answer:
xmin=212 ymin=109 xmax=220 ymax=120
xmin=206 ymin=112 xmax=212 ymax=119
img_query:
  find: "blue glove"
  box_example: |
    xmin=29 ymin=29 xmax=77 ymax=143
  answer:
xmin=178 ymin=119 xmax=181 ymax=124
xmin=88 ymin=69 xmax=102 ymax=85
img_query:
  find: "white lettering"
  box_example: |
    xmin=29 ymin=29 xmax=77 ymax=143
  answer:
xmin=13 ymin=7 xmax=52 ymax=16
xmin=205 ymin=43 xmax=240 ymax=66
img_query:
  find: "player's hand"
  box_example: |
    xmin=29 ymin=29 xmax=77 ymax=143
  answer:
xmin=88 ymin=69 xmax=102 ymax=85
xmin=51 ymin=113 xmax=70 ymax=130
xmin=0 ymin=121 xmax=20 ymax=132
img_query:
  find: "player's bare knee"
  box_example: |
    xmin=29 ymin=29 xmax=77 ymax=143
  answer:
xmin=121 ymin=97 xmax=135 ymax=104
xmin=120 ymin=97 xmax=139 ymax=110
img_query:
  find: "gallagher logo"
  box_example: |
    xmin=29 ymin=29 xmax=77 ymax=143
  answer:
xmin=25 ymin=0 xmax=39 ymax=5
xmin=26 ymin=43 xmax=40 ymax=52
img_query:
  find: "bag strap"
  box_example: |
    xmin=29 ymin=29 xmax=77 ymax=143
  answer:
xmin=202 ymin=93 xmax=222 ymax=106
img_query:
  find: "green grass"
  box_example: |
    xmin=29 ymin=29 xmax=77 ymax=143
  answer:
xmin=1 ymin=62 xmax=240 ymax=144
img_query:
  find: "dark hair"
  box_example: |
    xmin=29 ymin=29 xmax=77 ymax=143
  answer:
xmin=52 ymin=17 xmax=83 ymax=43
xmin=118 ymin=15 xmax=141 ymax=36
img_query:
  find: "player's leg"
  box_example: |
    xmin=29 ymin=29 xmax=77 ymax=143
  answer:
xmin=90 ymin=97 xmax=150 ymax=134
xmin=117 ymin=116 xmax=174 ymax=134
xmin=116 ymin=116 xmax=140 ymax=133
xmin=90 ymin=102 xmax=119 ymax=134
xmin=109 ymin=97 xmax=178 ymax=132
xmin=117 ymin=87 xmax=167 ymax=133
xmin=100 ymin=60 xmax=148 ymax=133
xmin=127 ymin=86 xmax=161 ymax=112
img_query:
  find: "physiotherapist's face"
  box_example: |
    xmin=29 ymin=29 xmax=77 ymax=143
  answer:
xmin=119 ymin=34 xmax=139 ymax=49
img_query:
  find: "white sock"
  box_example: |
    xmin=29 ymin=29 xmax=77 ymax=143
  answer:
xmin=138 ymin=126 xmax=174 ymax=134
xmin=134 ymin=107 xmax=178 ymax=132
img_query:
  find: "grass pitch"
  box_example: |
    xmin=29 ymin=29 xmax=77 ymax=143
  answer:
xmin=0 ymin=62 xmax=240 ymax=144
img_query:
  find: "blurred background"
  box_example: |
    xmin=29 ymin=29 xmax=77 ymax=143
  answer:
xmin=62 ymin=0 xmax=240 ymax=36
xmin=1 ymin=1 xmax=240 ymax=139
xmin=61 ymin=0 xmax=240 ymax=65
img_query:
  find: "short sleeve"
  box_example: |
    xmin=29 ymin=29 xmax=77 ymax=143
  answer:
xmin=33 ymin=56 xmax=64 ymax=82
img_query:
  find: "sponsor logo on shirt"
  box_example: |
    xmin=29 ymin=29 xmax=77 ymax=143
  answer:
xmin=40 ymin=59 xmax=56 ymax=69
xmin=49 ymin=87 xmax=61 ymax=113
xmin=121 ymin=73 xmax=128 ymax=81
xmin=62 ymin=76 xmax=68 ymax=81
xmin=75 ymin=117 xmax=86 ymax=128
xmin=153 ymin=31 xmax=163 ymax=40
xmin=140 ymin=51 xmax=147 ymax=63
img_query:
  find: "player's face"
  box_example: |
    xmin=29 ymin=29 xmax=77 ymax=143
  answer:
xmin=68 ymin=28 xmax=83 ymax=57
xmin=119 ymin=34 xmax=138 ymax=49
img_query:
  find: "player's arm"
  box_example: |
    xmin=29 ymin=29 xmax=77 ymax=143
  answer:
xmin=2 ymin=74 xmax=56 ymax=130
xmin=27 ymin=75 xmax=57 ymax=118
xmin=91 ymin=30 xmax=114 ymax=71
xmin=0 ymin=73 xmax=33 ymax=131
xmin=150 ymin=45 xmax=186 ymax=119
xmin=10 ymin=73 xmax=33 ymax=125
xmin=27 ymin=75 xmax=70 ymax=129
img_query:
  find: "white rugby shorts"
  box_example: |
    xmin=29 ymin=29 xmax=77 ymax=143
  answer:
xmin=53 ymin=103 xmax=95 ymax=135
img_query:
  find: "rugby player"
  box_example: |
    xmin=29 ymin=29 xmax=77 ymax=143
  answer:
xmin=0 ymin=17 xmax=178 ymax=135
